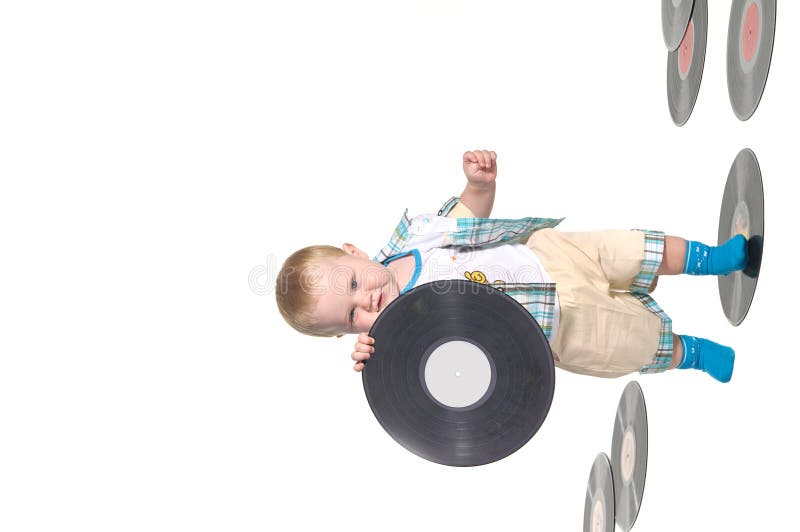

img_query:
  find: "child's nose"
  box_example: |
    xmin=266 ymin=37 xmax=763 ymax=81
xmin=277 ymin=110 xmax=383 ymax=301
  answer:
xmin=361 ymin=292 xmax=372 ymax=311
xmin=361 ymin=291 xmax=376 ymax=312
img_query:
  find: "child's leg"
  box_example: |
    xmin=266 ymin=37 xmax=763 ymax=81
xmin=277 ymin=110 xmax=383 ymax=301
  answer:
xmin=657 ymin=237 xmax=688 ymax=275
xmin=669 ymin=332 xmax=735 ymax=383
xmin=669 ymin=334 xmax=683 ymax=369
xmin=657 ymin=235 xmax=747 ymax=276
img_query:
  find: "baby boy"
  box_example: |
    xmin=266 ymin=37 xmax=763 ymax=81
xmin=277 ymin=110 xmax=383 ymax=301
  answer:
xmin=275 ymin=150 xmax=747 ymax=382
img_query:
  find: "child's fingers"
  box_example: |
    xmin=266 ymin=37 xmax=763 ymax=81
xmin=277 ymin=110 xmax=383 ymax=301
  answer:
xmin=477 ymin=150 xmax=488 ymax=168
xmin=354 ymin=342 xmax=374 ymax=353
xmin=357 ymin=332 xmax=374 ymax=345
xmin=481 ymin=150 xmax=494 ymax=168
xmin=352 ymin=334 xmax=375 ymax=369
xmin=351 ymin=350 xmax=371 ymax=362
xmin=463 ymin=149 xmax=496 ymax=168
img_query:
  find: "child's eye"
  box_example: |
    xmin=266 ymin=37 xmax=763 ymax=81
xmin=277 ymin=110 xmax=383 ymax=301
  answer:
xmin=349 ymin=276 xmax=357 ymax=325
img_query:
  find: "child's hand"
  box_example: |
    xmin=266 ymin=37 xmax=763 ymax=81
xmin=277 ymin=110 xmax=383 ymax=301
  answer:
xmin=351 ymin=332 xmax=375 ymax=372
xmin=462 ymin=149 xmax=497 ymax=189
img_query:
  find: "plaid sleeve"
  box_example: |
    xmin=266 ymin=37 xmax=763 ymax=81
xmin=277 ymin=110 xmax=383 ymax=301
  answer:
xmin=371 ymin=209 xmax=411 ymax=263
xmin=437 ymin=196 xmax=461 ymax=217
xmin=448 ymin=216 xmax=564 ymax=247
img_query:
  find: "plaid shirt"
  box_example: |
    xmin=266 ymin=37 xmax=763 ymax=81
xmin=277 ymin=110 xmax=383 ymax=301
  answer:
xmin=372 ymin=196 xmax=565 ymax=340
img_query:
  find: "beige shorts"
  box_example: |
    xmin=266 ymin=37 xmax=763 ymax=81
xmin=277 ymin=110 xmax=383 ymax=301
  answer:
xmin=526 ymin=228 xmax=673 ymax=378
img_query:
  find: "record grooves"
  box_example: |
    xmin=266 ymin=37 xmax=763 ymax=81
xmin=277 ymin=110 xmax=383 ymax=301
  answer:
xmin=718 ymin=148 xmax=764 ymax=325
xmin=662 ymin=0 xmax=696 ymax=52
xmin=667 ymin=0 xmax=707 ymax=126
xmin=584 ymin=452 xmax=615 ymax=532
xmin=727 ymin=0 xmax=776 ymax=120
xmin=611 ymin=381 xmax=648 ymax=532
xmin=363 ymin=279 xmax=555 ymax=467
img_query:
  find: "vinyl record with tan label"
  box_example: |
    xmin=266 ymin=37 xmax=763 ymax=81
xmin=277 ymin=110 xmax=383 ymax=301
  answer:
xmin=362 ymin=279 xmax=555 ymax=467
xmin=584 ymin=453 xmax=615 ymax=532
xmin=611 ymin=381 xmax=648 ymax=532
xmin=727 ymin=0 xmax=776 ymax=121
xmin=718 ymin=148 xmax=764 ymax=325
xmin=667 ymin=0 xmax=707 ymax=126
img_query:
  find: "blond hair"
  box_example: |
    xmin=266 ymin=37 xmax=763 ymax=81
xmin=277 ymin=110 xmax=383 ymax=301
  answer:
xmin=275 ymin=245 xmax=347 ymax=337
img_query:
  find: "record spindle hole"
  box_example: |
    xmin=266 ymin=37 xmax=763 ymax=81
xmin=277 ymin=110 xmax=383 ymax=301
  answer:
xmin=739 ymin=0 xmax=762 ymax=74
xmin=621 ymin=428 xmax=636 ymax=483
xmin=420 ymin=337 xmax=496 ymax=411
xmin=678 ymin=20 xmax=695 ymax=80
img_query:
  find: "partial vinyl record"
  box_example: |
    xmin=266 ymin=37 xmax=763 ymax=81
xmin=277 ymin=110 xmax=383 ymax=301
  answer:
xmin=727 ymin=0 xmax=776 ymax=120
xmin=362 ymin=279 xmax=555 ymax=467
xmin=584 ymin=453 xmax=615 ymax=532
xmin=718 ymin=148 xmax=764 ymax=326
xmin=662 ymin=0 xmax=695 ymax=51
xmin=611 ymin=381 xmax=648 ymax=532
xmin=667 ymin=0 xmax=707 ymax=126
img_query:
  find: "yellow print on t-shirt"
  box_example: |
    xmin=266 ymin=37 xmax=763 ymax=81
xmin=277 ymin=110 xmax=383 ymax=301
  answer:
xmin=464 ymin=270 xmax=506 ymax=293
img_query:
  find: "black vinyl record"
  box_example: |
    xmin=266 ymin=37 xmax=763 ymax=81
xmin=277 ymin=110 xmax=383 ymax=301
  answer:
xmin=662 ymin=0 xmax=695 ymax=51
xmin=718 ymin=148 xmax=764 ymax=325
xmin=727 ymin=0 xmax=776 ymax=121
xmin=667 ymin=0 xmax=707 ymax=126
xmin=362 ymin=279 xmax=555 ymax=467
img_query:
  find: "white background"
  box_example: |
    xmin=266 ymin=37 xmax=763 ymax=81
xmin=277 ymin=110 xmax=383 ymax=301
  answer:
xmin=1 ymin=1 xmax=797 ymax=530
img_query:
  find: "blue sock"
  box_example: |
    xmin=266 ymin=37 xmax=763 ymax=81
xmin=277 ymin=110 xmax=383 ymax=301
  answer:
xmin=677 ymin=335 xmax=735 ymax=383
xmin=683 ymin=235 xmax=748 ymax=275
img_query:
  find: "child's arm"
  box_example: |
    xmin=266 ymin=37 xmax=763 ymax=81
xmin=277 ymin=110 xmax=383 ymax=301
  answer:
xmin=457 ymin=149 xmax=497 ymax=218
xmin=351 ymin=151 xmax=495 ymax=373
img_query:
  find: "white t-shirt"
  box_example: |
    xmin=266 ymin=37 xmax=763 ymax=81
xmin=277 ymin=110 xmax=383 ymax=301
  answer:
xmin=387 ymin=240 xmax=560 ymax=339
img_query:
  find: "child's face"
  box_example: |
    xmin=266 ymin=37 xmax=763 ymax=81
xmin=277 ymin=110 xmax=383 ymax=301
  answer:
xmin=312 ymin=244 xmax=401 ymax=337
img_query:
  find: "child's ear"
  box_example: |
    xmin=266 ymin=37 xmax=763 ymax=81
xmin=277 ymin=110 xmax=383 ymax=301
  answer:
xmin=342 ymin=243 xmax=368 ymax=259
